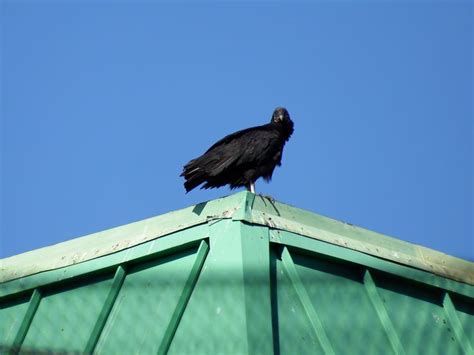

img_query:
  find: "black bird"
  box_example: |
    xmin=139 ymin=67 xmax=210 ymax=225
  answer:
xmin=181 ymin=107 xmax=294 ymax=193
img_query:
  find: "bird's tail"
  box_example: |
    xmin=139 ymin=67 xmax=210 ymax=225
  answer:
xmin=181 ymin=159 xmax=206 ymax=193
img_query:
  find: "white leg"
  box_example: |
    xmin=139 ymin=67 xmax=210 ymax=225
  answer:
xmin=250 ymin=182 xmax=256 ymax=194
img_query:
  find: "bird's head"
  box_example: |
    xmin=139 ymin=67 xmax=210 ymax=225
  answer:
xmin=271 ymin=107 xmax=290 ymax=124
xmin=271 ymin=107 xmax=294 ymax=140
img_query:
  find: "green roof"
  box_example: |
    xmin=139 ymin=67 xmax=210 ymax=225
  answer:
xmin=1 ymin=191 xmax=473 ymax=354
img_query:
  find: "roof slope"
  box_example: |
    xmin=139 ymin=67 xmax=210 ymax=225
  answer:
xmin=1 ymin=192 xmax=473 ymax=354
xmin=1 ymin=191 xmax=472 ymax=285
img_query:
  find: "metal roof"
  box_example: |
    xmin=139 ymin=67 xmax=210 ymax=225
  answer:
xmin=1 ymin=191 xmax=473 ymax=354
xmin=1 ymin=191 xmax=472 ymax=286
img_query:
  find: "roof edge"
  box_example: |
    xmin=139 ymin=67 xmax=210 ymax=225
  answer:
xmin=1 ymin=191 xmax=472 ymax=286
xmin=0 ymin=192 xmax=247 ymax=283
xmin=246 ymin=195 xmax=473 ymax=285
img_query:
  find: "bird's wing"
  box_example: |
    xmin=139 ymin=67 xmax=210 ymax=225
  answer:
xmin=205 ymin=124 xmax=269 ymax=153
xmin=203 ymin=125 xmax=281 ymax=176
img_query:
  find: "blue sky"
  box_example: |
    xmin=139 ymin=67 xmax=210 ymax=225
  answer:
xmin=1 ymin=2 xmax=472 ymax=261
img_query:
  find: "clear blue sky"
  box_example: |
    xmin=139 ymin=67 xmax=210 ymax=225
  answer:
xmin=1 ymin=2 xmax=472 ymax=261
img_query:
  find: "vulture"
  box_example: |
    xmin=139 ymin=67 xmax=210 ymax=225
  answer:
xmin=181 ymin=107 xmax=294 ymax=193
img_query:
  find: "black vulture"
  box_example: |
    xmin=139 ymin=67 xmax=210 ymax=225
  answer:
xmin=181 ymin=107 xmax=294 ymax=193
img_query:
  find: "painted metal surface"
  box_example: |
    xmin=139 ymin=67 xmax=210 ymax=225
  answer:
xmin=22 ymin=278 xmax=112 ymax=352
xmin=1 ymin=192 xmax=472 ymax=286
xmin=0 ymin=192 xmax=473 ymax=354
xmin=249 ymin=195 xmax=474 ymax=285
xmin=0 ymin=193 xmax=243 ymax=283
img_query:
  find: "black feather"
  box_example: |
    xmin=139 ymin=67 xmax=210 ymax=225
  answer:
xmin=181 ymin=107 xmax=294 ymax=193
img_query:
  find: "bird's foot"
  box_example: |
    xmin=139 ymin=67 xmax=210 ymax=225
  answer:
xmin=258 ymin=194 xmax=275 ymax=205
xmin=257 ymin=194 xmax=280 ymax=216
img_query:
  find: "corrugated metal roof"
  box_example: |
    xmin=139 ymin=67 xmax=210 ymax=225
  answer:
xmin=1 ymin=191 xmax=473 ymax=354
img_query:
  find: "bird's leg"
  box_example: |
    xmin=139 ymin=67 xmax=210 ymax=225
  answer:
xmin=249 ymin=182 xmax=256 ymax=194
xmin=246 ymin=181 xmax=256 ymax=193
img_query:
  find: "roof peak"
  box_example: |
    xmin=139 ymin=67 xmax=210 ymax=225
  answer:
xmin=1 ymin=191 xmax=473 ymax=286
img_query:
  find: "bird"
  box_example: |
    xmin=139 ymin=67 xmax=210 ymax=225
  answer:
xmin=181 ymin=107 xmax=294 ymax=193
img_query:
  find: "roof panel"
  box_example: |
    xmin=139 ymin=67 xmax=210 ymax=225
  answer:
xmin=95 ymin=247 xmax=201 ymax=354
xmin=0 ymin=296 xmax=30 ymax=348
xmin=289 ymin=251 xmax=393 ymax=355
xmin=21 ymin=275 xmax=114 ymax=353
xmin=0 ymin=192 xmax=473 ymax=354
xmin=1 ymin=192 xmax=472 ymax=286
